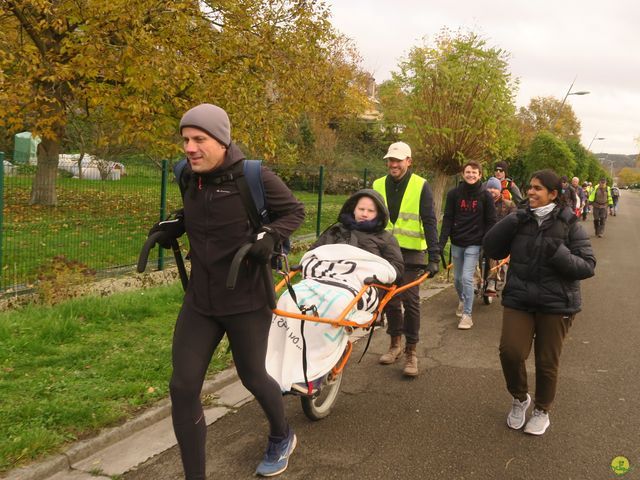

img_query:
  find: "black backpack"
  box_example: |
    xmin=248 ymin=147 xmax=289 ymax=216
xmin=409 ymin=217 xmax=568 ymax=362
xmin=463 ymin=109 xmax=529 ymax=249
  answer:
xmin=173 ymin=158 xmax=291 ymax=258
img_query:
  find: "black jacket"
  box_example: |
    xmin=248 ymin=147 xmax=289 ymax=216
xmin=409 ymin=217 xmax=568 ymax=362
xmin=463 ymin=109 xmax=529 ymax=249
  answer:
xmin=439 ymin=181 xmax=497 ymax=248
xmin=182 ymin=143 xmax=305 ymax=315
xmin=380 ymin=172 xmax=440 ymax=263
xmin=483 ymin=204 xmax=595 ymax=314
xmin=311 ymin=189 xmax=404 ymax=281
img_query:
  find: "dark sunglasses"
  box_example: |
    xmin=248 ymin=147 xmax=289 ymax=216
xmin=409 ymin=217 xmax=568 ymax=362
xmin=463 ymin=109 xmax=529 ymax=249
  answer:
xmin=495 ymin=168 xmax=504 ymax=172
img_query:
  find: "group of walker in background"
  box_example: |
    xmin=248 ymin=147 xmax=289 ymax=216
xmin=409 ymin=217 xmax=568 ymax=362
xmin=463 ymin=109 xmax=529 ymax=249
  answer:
xmin=147 ymin=102 xmax=599 ymax=478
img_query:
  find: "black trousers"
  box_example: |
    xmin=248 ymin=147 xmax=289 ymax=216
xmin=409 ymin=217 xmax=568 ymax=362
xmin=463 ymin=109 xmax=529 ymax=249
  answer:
xmin=170 ymin=302 xmax=287 ymax=480
xmin=385 ymin=249 xmax=425 ymax=344
xmin=592 ymin=206 xmax=608 ymax=235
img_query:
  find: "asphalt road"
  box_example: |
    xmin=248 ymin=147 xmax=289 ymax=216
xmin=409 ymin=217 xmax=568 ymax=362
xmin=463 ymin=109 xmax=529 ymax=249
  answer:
xmin=124 ymin=190 xmax=640 ymax=480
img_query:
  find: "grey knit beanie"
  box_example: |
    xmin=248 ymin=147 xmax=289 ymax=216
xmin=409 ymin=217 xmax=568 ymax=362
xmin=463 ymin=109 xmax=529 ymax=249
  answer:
xmin=486 ymin=177 xmax=502 ymax=191
xmin=179 ymin=104 xmax=231 ymax=146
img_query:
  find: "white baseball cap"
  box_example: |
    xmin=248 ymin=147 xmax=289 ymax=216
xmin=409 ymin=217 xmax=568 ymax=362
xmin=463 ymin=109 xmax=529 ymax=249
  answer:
xmin=384 ymin=141 xmax=411 ymax=160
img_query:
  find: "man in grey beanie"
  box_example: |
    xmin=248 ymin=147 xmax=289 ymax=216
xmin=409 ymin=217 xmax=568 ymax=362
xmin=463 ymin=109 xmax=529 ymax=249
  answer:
xmin=180 ymin=103 xmax=231 ymax=147
xmin=150 ymin=103 xmax=304 ymax=478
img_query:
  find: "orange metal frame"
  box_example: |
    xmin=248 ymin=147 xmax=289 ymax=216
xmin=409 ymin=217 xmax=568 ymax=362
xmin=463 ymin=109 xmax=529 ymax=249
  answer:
xmin=272 ymin=269 xmax=431 ymax=329
xmin=330 ymin=340 xmax=353 ymax=377
xmin=272 ymin=268 xmax=431 ymax=389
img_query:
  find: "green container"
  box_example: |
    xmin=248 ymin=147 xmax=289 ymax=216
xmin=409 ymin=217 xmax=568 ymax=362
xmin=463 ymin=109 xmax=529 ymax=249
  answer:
xmin=13 ymin=131 xmax=40 ymax=164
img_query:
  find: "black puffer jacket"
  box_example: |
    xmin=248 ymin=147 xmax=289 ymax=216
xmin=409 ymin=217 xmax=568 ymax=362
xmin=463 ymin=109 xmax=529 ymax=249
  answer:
xmin=483 ymin=204 xmax=595 ymax=314
xmin=311 ymin=189 xmax=404 ymax=281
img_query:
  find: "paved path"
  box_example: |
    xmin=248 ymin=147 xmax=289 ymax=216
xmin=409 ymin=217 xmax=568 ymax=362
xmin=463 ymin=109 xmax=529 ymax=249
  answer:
xmin=125 ymin=191 xmax=640 ymax=480
xmin=11 ymin=191 xmax=640 ymax=480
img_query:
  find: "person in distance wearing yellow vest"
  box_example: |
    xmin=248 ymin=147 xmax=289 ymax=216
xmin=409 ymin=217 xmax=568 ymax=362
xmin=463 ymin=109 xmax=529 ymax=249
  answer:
xmin=373 ymin=142 xmax=440 ymax=377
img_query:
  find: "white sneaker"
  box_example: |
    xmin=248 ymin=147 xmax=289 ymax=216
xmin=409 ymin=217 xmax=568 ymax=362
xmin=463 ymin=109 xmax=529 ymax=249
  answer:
xmin=506 ymin=393 xmax=531 ymax=429
xmin=457 ymin=314 xmax=473 ymax=330
xmin=524 ymin=408 xmax=550 ymax=435
xmin=455 ymin=301 xmax=464 ymax=317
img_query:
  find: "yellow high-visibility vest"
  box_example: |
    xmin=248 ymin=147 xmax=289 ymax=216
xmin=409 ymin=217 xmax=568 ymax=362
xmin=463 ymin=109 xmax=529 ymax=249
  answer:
xmin=373 ymin=174 xmax=427 ymax=250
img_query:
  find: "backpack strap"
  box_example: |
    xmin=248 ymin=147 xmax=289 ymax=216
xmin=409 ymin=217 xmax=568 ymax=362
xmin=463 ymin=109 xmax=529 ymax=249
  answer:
xmin=173 ymin=158 xmax=189 ymax=199
xmin=235 ymin=159 xmax=269 ymax=231
xmin=174 ymin=158 xmax=268 ymax=231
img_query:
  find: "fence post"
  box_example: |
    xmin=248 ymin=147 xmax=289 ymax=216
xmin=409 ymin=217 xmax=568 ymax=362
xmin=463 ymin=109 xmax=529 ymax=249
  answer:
xmin=157 ymin=159 xmax=168 ymax=271
xmin=315 ymin=165 xmax=324 ymax=238
xmin=363 ymin=167 xmax=368 ymax=189
xmin=0 ymin=152 xmax=4 ymax=289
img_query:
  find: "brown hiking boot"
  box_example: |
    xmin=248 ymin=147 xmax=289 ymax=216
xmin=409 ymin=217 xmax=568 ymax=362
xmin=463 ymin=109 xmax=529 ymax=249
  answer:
xmin=379 ymin=335 xmax=403 ymax=364
xmin=403 ymin=343 xmax=418 ymax=377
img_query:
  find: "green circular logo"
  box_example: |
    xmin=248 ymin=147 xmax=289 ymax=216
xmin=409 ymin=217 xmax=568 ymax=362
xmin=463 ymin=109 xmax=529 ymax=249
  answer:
xmin=611 ymin=456 xmax=631 ymax=476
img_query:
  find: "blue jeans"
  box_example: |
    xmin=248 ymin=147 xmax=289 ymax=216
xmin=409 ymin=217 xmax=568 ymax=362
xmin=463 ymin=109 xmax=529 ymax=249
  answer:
xmin=451 ymin=244 xmax=481 ymax=316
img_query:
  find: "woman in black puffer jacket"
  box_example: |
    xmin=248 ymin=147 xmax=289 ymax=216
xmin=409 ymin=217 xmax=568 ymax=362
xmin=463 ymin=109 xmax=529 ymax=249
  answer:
xmin=483 ymin=169 xmax=595 ymax=436
xmin=311 ymin=189 xmax=404 ymax=281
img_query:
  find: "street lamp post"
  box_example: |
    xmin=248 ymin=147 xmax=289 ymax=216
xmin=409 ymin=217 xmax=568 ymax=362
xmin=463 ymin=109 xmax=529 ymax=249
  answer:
xmin=587 ymin=134 xmax=605 ymax=151
xmin=549 ymin=77 xmax=590 ymax=131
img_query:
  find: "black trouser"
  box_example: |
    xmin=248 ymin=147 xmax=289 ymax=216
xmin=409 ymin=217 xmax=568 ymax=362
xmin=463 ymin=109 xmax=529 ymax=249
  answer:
xmin=385 ymin=249 xmax=425 ymax=344
xmin=170 ymin=303 xmax=287 ymax=480
xmin=592 ymin=206 xmax=608 ymax=235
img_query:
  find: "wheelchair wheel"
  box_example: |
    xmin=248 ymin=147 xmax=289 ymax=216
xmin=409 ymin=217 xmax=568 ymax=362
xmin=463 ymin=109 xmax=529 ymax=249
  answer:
xmin=300 ymin=370 xmax=344 ymax=421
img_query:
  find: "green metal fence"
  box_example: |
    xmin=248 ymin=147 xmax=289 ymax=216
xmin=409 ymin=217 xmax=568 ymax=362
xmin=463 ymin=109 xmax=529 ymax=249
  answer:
xmin=0 ymin=154 xmax=386 ymax=293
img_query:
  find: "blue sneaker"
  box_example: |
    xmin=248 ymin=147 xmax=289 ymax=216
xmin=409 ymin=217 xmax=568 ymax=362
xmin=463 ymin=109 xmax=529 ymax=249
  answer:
xmin=255 ymin=429 xmax=297 ymax=477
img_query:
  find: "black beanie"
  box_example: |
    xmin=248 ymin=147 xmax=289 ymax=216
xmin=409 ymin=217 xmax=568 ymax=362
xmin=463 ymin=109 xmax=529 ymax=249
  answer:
xmin=179 ymin=104 xmax=231 ymax=147
xmin=494 ymin=161 xmax=508 ymax=171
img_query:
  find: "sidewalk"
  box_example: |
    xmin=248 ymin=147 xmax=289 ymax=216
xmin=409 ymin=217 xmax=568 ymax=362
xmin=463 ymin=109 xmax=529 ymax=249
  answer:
xmin=5 ymin=281 xmax=450 ymax=480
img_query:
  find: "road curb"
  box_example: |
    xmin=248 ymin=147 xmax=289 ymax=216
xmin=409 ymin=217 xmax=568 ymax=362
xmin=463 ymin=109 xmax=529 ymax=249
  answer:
xmin=4 ymin=369 xmax=238 ymax=480
xmin=4 ymin=282 xmax=451 ymax=480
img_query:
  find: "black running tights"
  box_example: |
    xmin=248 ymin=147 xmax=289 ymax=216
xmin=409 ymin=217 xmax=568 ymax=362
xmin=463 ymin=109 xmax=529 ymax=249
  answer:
xmin=169 ymin=303 xmax=288 ymax=480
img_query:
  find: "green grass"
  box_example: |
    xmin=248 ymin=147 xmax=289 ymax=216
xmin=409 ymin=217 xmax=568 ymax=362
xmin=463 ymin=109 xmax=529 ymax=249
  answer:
xmin=1 ymin=173 xmax=348 ymax=291
xmin=0 ymin=282 xmax=231 ymax=473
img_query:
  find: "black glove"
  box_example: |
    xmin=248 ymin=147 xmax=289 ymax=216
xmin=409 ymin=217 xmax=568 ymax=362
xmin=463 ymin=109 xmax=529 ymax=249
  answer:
xmin=425 ymin=261 xmax=440 ymax=278
xmin=248 ymin=226 xmax=278 ymax=264
xmin=148 ymin=209 xmax=185 ymax=249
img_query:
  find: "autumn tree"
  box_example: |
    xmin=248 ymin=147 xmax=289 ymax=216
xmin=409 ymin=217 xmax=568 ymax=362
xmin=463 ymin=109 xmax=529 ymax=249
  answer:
xmin=199 ymin=1 xmax=368 ymax=165
xmin=1 ymin=0 xmax=368 ymax=205
xmin=0 ymin=0 xmax=218 ymax=205
xmin=378 ymin=29 xmax=518 ymax=216
xmin=618 ymin=167 xmax=640 ymax=187
xmin=516 ymin=96 xmax=583 ymax=159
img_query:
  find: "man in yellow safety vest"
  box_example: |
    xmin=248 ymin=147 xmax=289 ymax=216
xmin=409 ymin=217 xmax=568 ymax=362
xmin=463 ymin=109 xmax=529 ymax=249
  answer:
xmin=373 ymin=141 xmax=440 ymax=377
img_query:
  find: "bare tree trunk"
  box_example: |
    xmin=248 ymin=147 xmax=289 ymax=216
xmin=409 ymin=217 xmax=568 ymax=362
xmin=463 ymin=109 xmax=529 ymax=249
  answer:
xmin=30 ymin=137 xmax=59 ymax=206
xmin=431 ymin=169 xmax=451 ymax=221
xmin=77 ymin=151 xmax=85 ymax=179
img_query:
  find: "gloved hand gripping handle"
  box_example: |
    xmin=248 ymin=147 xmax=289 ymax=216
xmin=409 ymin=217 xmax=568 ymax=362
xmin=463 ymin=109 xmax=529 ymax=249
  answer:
xmin=137 ymin=232 xmax=189 ymax=291
xmin=227 ymin=243 xmax=276 ymax=309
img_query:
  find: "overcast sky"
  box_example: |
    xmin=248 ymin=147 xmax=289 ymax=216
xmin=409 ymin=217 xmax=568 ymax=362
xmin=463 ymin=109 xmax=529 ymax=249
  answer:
xmin=325 ymin=0 xmax=639 ymax=156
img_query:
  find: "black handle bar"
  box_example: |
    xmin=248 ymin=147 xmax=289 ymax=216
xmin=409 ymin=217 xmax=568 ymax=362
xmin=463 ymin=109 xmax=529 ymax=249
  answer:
xmin=137 ymin=232 xmax=163 ymax=273
xmin=227 ymin=243 xmax=276 ymax=309
xmin=137 ymin=232 xmax=189 ymax=291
